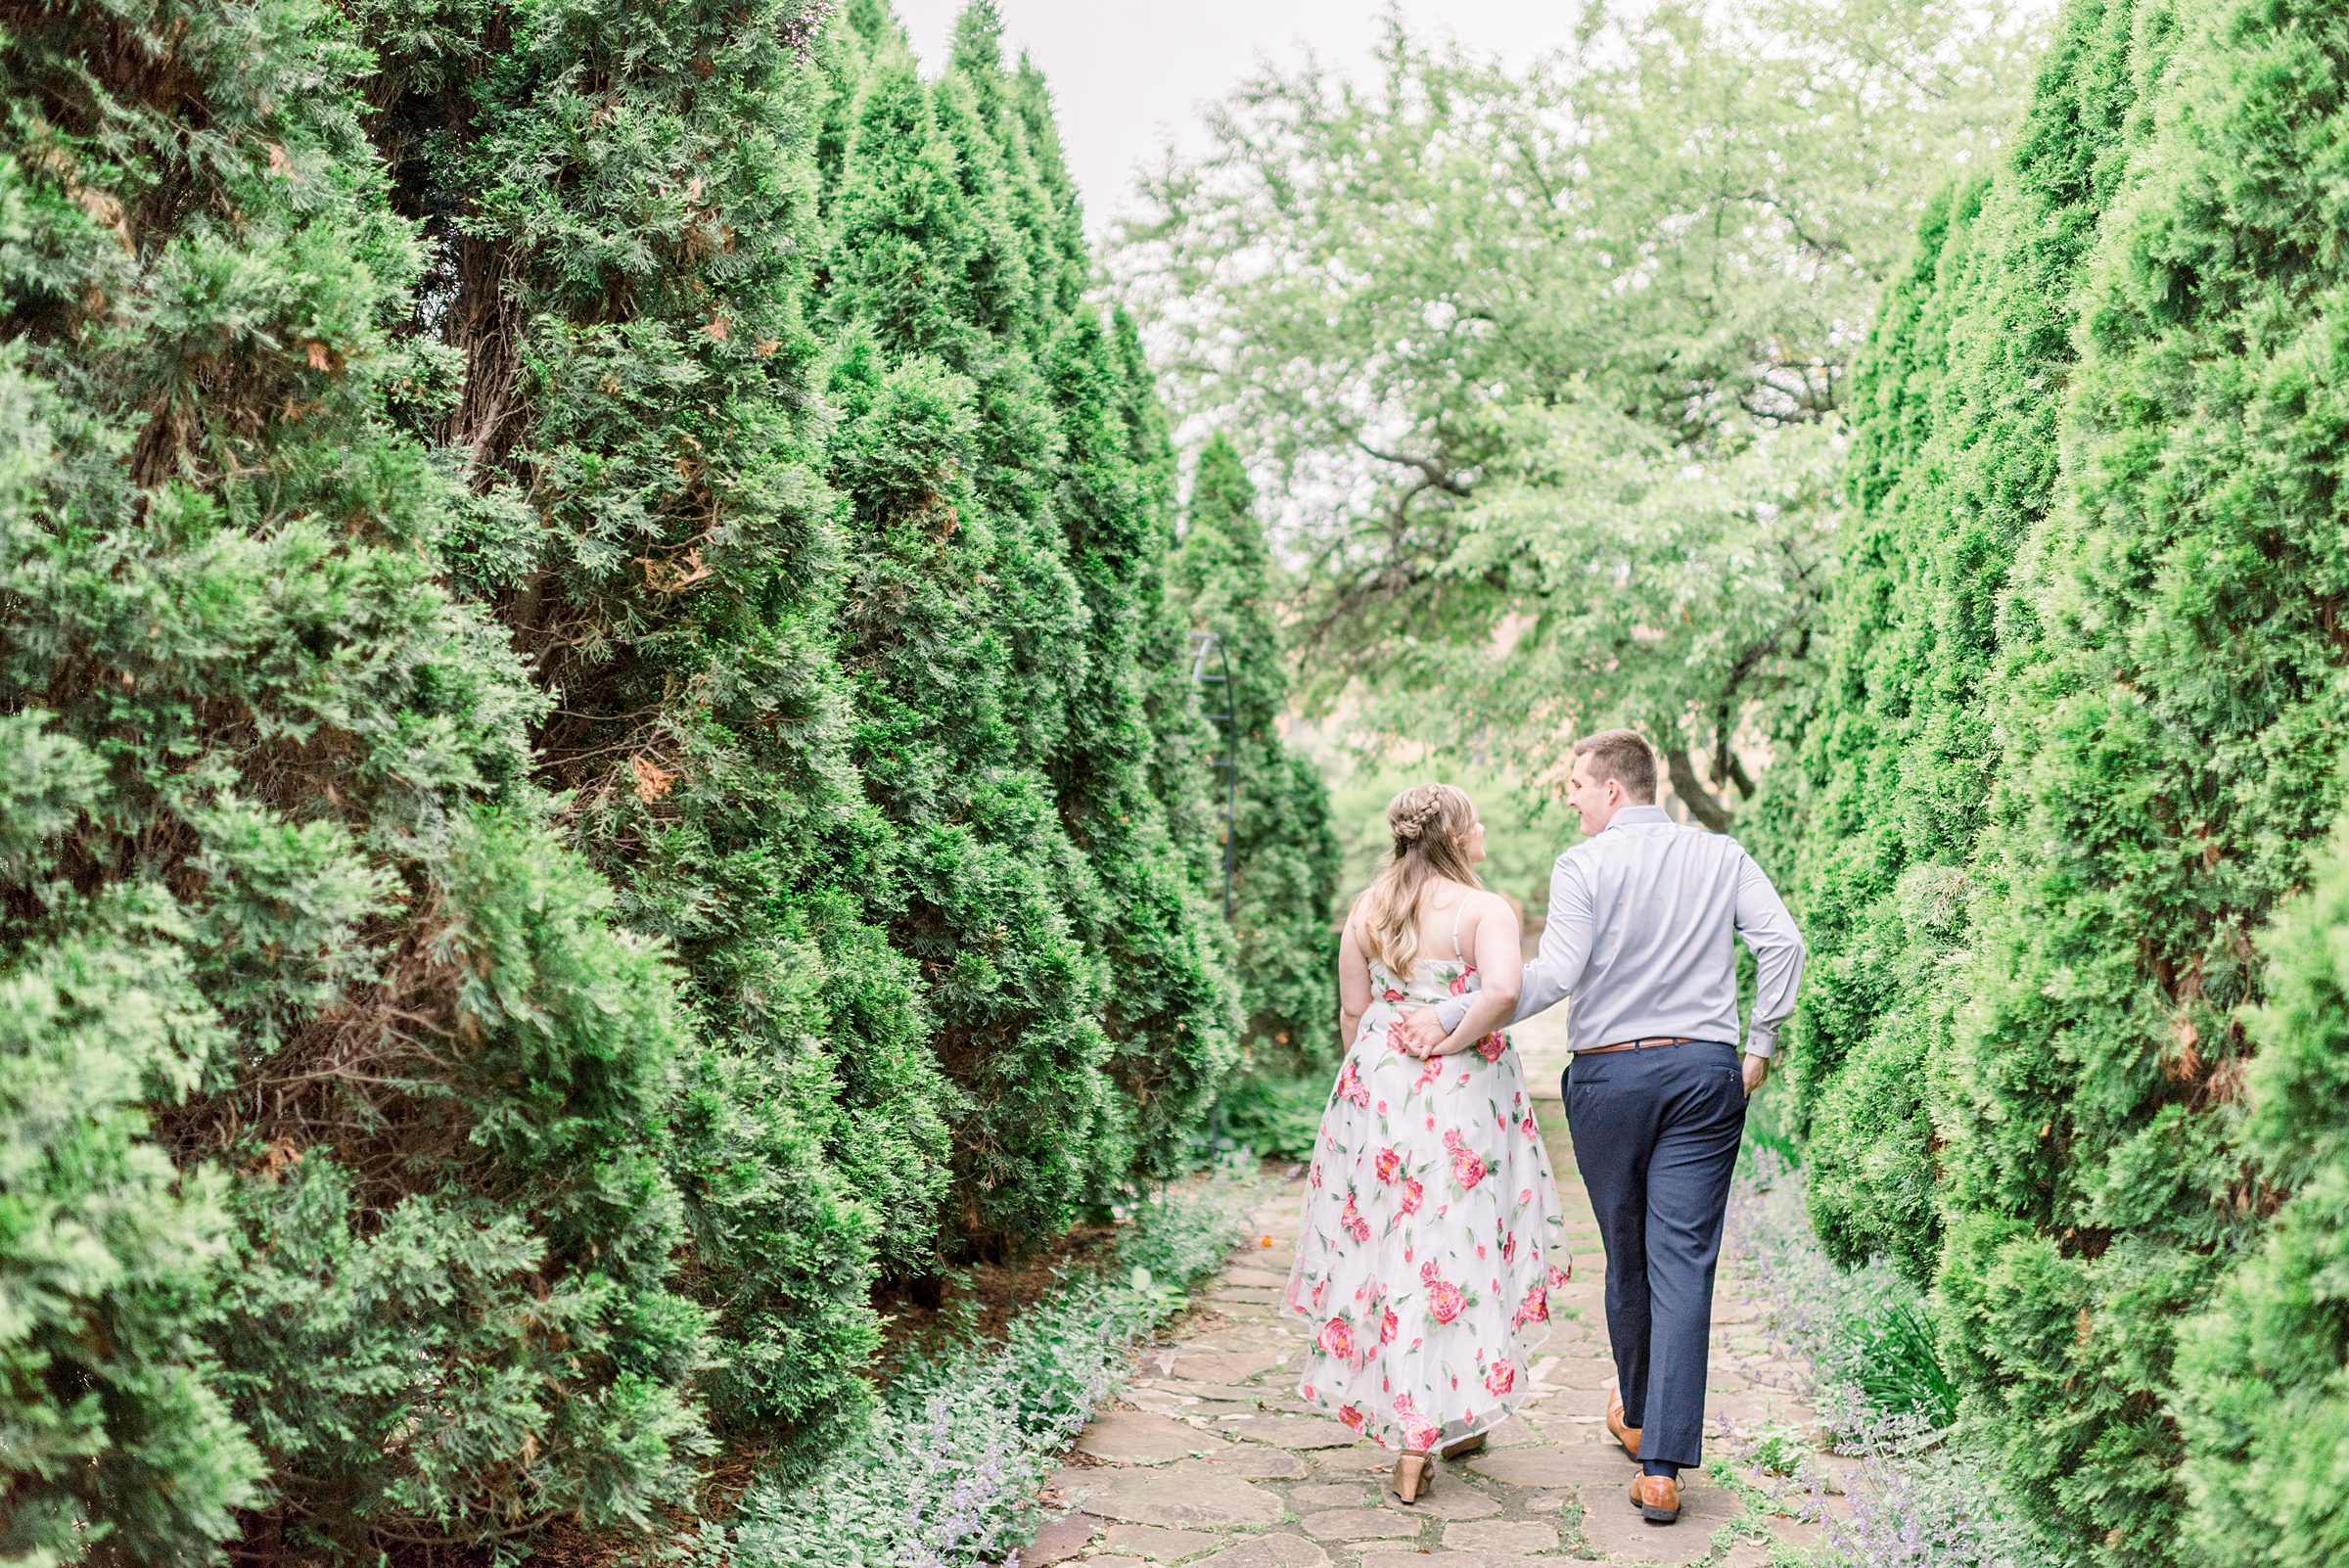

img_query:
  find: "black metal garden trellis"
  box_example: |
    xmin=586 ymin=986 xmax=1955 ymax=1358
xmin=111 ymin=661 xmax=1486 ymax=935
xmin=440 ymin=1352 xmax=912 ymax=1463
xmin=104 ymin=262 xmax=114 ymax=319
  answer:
xmin=1189 ymin=629 xmax=1237 ymax=922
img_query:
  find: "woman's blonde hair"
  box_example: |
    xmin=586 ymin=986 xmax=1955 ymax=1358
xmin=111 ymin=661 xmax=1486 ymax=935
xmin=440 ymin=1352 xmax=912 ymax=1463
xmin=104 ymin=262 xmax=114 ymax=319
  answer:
xmin=1354 ymin=783 xmax=1484 ymax=973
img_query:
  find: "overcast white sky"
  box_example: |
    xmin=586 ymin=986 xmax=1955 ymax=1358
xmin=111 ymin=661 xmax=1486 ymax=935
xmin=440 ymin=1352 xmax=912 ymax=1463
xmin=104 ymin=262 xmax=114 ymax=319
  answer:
xmin=892 ymin=2 xmax=1571 ymax=235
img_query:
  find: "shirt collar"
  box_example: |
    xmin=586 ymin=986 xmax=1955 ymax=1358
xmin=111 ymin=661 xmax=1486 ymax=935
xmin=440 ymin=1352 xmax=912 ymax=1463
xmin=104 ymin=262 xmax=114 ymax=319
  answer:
xmin=1606 ymin=805 xmax=1673 ymax=830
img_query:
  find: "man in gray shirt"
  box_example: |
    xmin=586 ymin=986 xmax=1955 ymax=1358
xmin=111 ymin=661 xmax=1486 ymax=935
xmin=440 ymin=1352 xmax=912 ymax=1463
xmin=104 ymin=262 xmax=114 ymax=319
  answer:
xmin=1399 ymin=728 xmax=1804 ymax=1524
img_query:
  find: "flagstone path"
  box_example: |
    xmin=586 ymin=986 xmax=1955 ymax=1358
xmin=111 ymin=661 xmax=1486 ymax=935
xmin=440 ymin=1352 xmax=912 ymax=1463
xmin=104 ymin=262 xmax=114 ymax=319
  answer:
xmin=1027 ymin=1013 xmax=1828 ymax=1568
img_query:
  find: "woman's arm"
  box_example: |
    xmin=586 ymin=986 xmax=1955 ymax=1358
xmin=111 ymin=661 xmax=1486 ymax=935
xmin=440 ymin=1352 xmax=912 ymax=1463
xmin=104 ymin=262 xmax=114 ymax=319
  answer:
xmin=1426 ymin=893 xmax=1523 ymax=1056
xmin=1337 ymin=904 xmax=1372 ymax=1054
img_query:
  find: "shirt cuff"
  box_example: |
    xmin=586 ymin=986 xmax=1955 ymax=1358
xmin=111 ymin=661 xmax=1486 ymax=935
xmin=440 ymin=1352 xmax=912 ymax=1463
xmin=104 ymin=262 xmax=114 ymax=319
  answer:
xmin=1435 ymin=996 xmax=1470 ymax=1033
xmin=1745 ymin=1025 xmax=1778 ymax=1060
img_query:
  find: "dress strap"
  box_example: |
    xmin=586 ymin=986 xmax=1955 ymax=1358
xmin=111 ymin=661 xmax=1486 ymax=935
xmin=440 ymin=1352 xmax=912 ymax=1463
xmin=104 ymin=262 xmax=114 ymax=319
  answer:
xmin=1451 ymin=896 xmax=1466 ymax=960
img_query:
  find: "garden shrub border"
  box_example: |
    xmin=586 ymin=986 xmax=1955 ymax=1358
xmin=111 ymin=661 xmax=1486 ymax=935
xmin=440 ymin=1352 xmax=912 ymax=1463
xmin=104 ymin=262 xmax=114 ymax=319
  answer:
xmin=691 ymin=1179 xmax=1252 ymax=1568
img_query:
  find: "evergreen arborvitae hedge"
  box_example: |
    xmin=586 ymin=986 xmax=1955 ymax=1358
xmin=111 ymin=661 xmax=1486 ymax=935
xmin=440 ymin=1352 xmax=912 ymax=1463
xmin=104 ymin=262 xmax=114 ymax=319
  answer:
xmin=0 ymin=0 xmax=709 ymax=1552
xmin=1789 ymin=0 xmax=2172 ymax=1283
xmin=1789 ymin=0 xmax=2349 ymax=1560
xmin=0 ymin=0 xmax=1327 ymax=1558
xmin=1174 ymin=436 xmax=1341 ymax=1072
xmin=355 ymin=0 xmax=944 ymax=1450
xmin=811 ymin=2 xmax=1240 ymax=1235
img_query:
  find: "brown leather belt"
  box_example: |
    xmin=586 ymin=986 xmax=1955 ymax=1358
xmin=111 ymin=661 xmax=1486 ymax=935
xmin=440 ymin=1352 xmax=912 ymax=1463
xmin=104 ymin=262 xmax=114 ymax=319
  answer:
xmin=1574 ymin=1036 xmax=1702 ymax=1055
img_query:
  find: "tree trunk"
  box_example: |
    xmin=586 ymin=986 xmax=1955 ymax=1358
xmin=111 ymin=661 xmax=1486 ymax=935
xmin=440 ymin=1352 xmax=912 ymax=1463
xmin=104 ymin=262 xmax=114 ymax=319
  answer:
xmin=1667 ymin=747 xmax=1734 ymax=832
xmin=442 ymin=234 xmax=523 ymax=474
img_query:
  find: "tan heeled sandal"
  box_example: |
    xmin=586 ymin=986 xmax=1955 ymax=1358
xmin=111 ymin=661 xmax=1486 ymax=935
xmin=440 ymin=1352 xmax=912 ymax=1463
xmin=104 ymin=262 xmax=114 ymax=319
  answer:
xmin=1392 ymin=1450 xmax=1433 ymax=1503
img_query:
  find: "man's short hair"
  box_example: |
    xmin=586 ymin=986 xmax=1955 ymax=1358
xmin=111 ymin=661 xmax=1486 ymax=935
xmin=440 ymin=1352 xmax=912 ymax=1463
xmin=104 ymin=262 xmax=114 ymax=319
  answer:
xmin=1575 ymin=728 xmax=1658 ymax=803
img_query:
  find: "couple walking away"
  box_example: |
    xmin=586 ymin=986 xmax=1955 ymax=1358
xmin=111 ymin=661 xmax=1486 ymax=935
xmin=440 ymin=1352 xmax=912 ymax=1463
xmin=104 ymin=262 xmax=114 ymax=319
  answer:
xmin=1280 ymin=729 xmax=1806 ymax=1523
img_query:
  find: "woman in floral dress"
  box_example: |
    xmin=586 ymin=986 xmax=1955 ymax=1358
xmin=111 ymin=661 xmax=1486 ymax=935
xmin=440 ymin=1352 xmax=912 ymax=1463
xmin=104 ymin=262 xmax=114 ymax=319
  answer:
xmin=1283 ymin=784 xmax=1567 ymax=1503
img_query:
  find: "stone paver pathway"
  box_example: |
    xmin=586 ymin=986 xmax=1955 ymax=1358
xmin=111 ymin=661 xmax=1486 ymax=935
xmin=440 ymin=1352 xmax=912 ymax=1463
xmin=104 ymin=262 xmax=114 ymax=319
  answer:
xmin=1029 ymin=1011 xmax=1823 ymax=1568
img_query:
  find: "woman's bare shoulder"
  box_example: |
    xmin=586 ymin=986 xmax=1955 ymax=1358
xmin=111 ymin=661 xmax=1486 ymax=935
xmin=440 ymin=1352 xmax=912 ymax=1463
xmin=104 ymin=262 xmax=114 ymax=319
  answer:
xmin=1468 ymin=888 xmax=1521 ymax=929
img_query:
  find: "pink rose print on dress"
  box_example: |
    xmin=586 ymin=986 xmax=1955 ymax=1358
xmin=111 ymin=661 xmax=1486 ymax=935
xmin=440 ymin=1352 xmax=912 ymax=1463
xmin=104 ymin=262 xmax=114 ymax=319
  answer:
xmin=1420 ymin=1260 xmax=1467 ymax=1324
xmin=1393 ymin=1394 xmax=1442 ymax=1453
xmin=1279 ymin=957 xmax=1563 ymax=1463
xmin=1442 ymin=1130 xmax=1488 ymax=1191
xmin=1449 ymin=968 xmax=1469 ymax=996
xmin=1548 ymin=1262 xmax=1573 ymax=1288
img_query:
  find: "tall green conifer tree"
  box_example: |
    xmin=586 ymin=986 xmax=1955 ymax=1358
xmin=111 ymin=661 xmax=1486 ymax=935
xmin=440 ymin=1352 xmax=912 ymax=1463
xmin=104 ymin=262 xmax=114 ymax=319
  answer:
xmin=1786 ymin=0 xmax=2172 ymax=1280
xmin=0 ymin=0 xmax=714 ymax=1553
xmin=813 ymin=2 xmax=1240 ymax=1229
xmin=1174 ymin=437 xmax=1342 ymax=1066
xmin=1792 ymin=0 xmax=2349 ymax=1559
xmin=352 ymin=0 xmax=944 ymax=1451
xmin=818 ymin=13 xmax=1121 ymax=1244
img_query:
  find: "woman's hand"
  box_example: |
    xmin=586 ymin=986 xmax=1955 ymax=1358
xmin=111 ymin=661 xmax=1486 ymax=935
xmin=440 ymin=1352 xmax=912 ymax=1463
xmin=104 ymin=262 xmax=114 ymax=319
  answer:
xmin=1396 ymin=1007 xmax=1448 ymax=1055
xmin=1408 ymin=892 xmax=1521 ymax=1060
xmin=1415 ymin=1028 xmax=1491 ymax=1060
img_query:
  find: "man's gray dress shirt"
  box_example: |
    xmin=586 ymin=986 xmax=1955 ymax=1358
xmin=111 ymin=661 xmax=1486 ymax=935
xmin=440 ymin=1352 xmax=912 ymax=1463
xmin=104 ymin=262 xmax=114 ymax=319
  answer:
xmin=1432 ymin=805 xmax=1806 ymax=1056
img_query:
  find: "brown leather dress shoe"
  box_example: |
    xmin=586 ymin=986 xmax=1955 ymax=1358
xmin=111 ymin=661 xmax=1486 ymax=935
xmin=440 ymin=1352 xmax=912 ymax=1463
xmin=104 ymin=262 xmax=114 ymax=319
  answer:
xmin=1628 ymin=1472 xmax=1681 ymax=1522
xmin=1605 ymin=1388 xmax=1642 ymax=1462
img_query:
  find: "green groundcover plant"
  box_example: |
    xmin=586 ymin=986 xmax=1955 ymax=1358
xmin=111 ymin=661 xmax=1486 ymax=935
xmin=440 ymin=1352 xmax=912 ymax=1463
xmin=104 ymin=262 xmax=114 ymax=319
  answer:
xmin=1726 ymin=1163 xmax=2035 ymax=1568
xmin=710 ymin=1181 xmax=1248 ymax=1568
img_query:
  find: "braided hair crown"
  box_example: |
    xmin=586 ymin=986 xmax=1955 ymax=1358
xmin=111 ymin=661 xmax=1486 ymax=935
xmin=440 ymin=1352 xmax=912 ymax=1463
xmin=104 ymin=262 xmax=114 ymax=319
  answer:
xmin=1390 ymin=791 xmax=1446 ymax=846
xmin=1387 ymin=783 xmax=1473 ymax=855
xmin=1358 ymin=782 xmax=1485 ymax=974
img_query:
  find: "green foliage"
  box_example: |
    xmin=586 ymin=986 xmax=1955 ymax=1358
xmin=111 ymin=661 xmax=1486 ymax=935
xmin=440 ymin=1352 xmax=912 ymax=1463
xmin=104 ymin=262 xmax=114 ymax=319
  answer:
xmin=811 ymin=6 xmax=1244 ymax=1235
xmin=216 ymin=1150 xmax=710 ymax=1555
xmin=1782 ymin=0 xmax=2171 ymax=1275
xmin=0 ymin=0 xmax=718 ymax=1550
xmin=0 ymin=0 xmax=1309 ymax=1556
xmin=1841 ymin=1299 xmax=1961 ymax=1429
xmin=0 ymin=910 xmax=259 ymax=1568
xmin=1174 ymin=436 xmax=1341 ymax=1073
xmin=718 ymin=1183 xmax=1249 ymax=1568
xmin=1792 ymin=0 xmax=2349 ymax=1561
xmin=2174 ymin=825 xmax=2349 ymax=1568
xmin=351 ymin=0 xmax=947 ymax=1454
xmin=1122 ymin=0 xmax=2047 ymax=816
xmin=1213 ymin=1072 xmax=1328 ymax=1161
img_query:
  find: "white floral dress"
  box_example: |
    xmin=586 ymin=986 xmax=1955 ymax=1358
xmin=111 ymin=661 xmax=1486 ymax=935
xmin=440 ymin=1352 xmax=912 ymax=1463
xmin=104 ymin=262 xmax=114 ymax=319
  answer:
xmin=1283 ymin=926 xmax=1568 ymax=1452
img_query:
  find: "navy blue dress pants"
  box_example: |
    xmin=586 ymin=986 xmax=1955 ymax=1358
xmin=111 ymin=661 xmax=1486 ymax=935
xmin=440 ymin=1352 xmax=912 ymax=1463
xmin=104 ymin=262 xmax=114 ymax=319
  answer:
xmin=1563 ymin=1039 xmax=1746 ymax=1470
